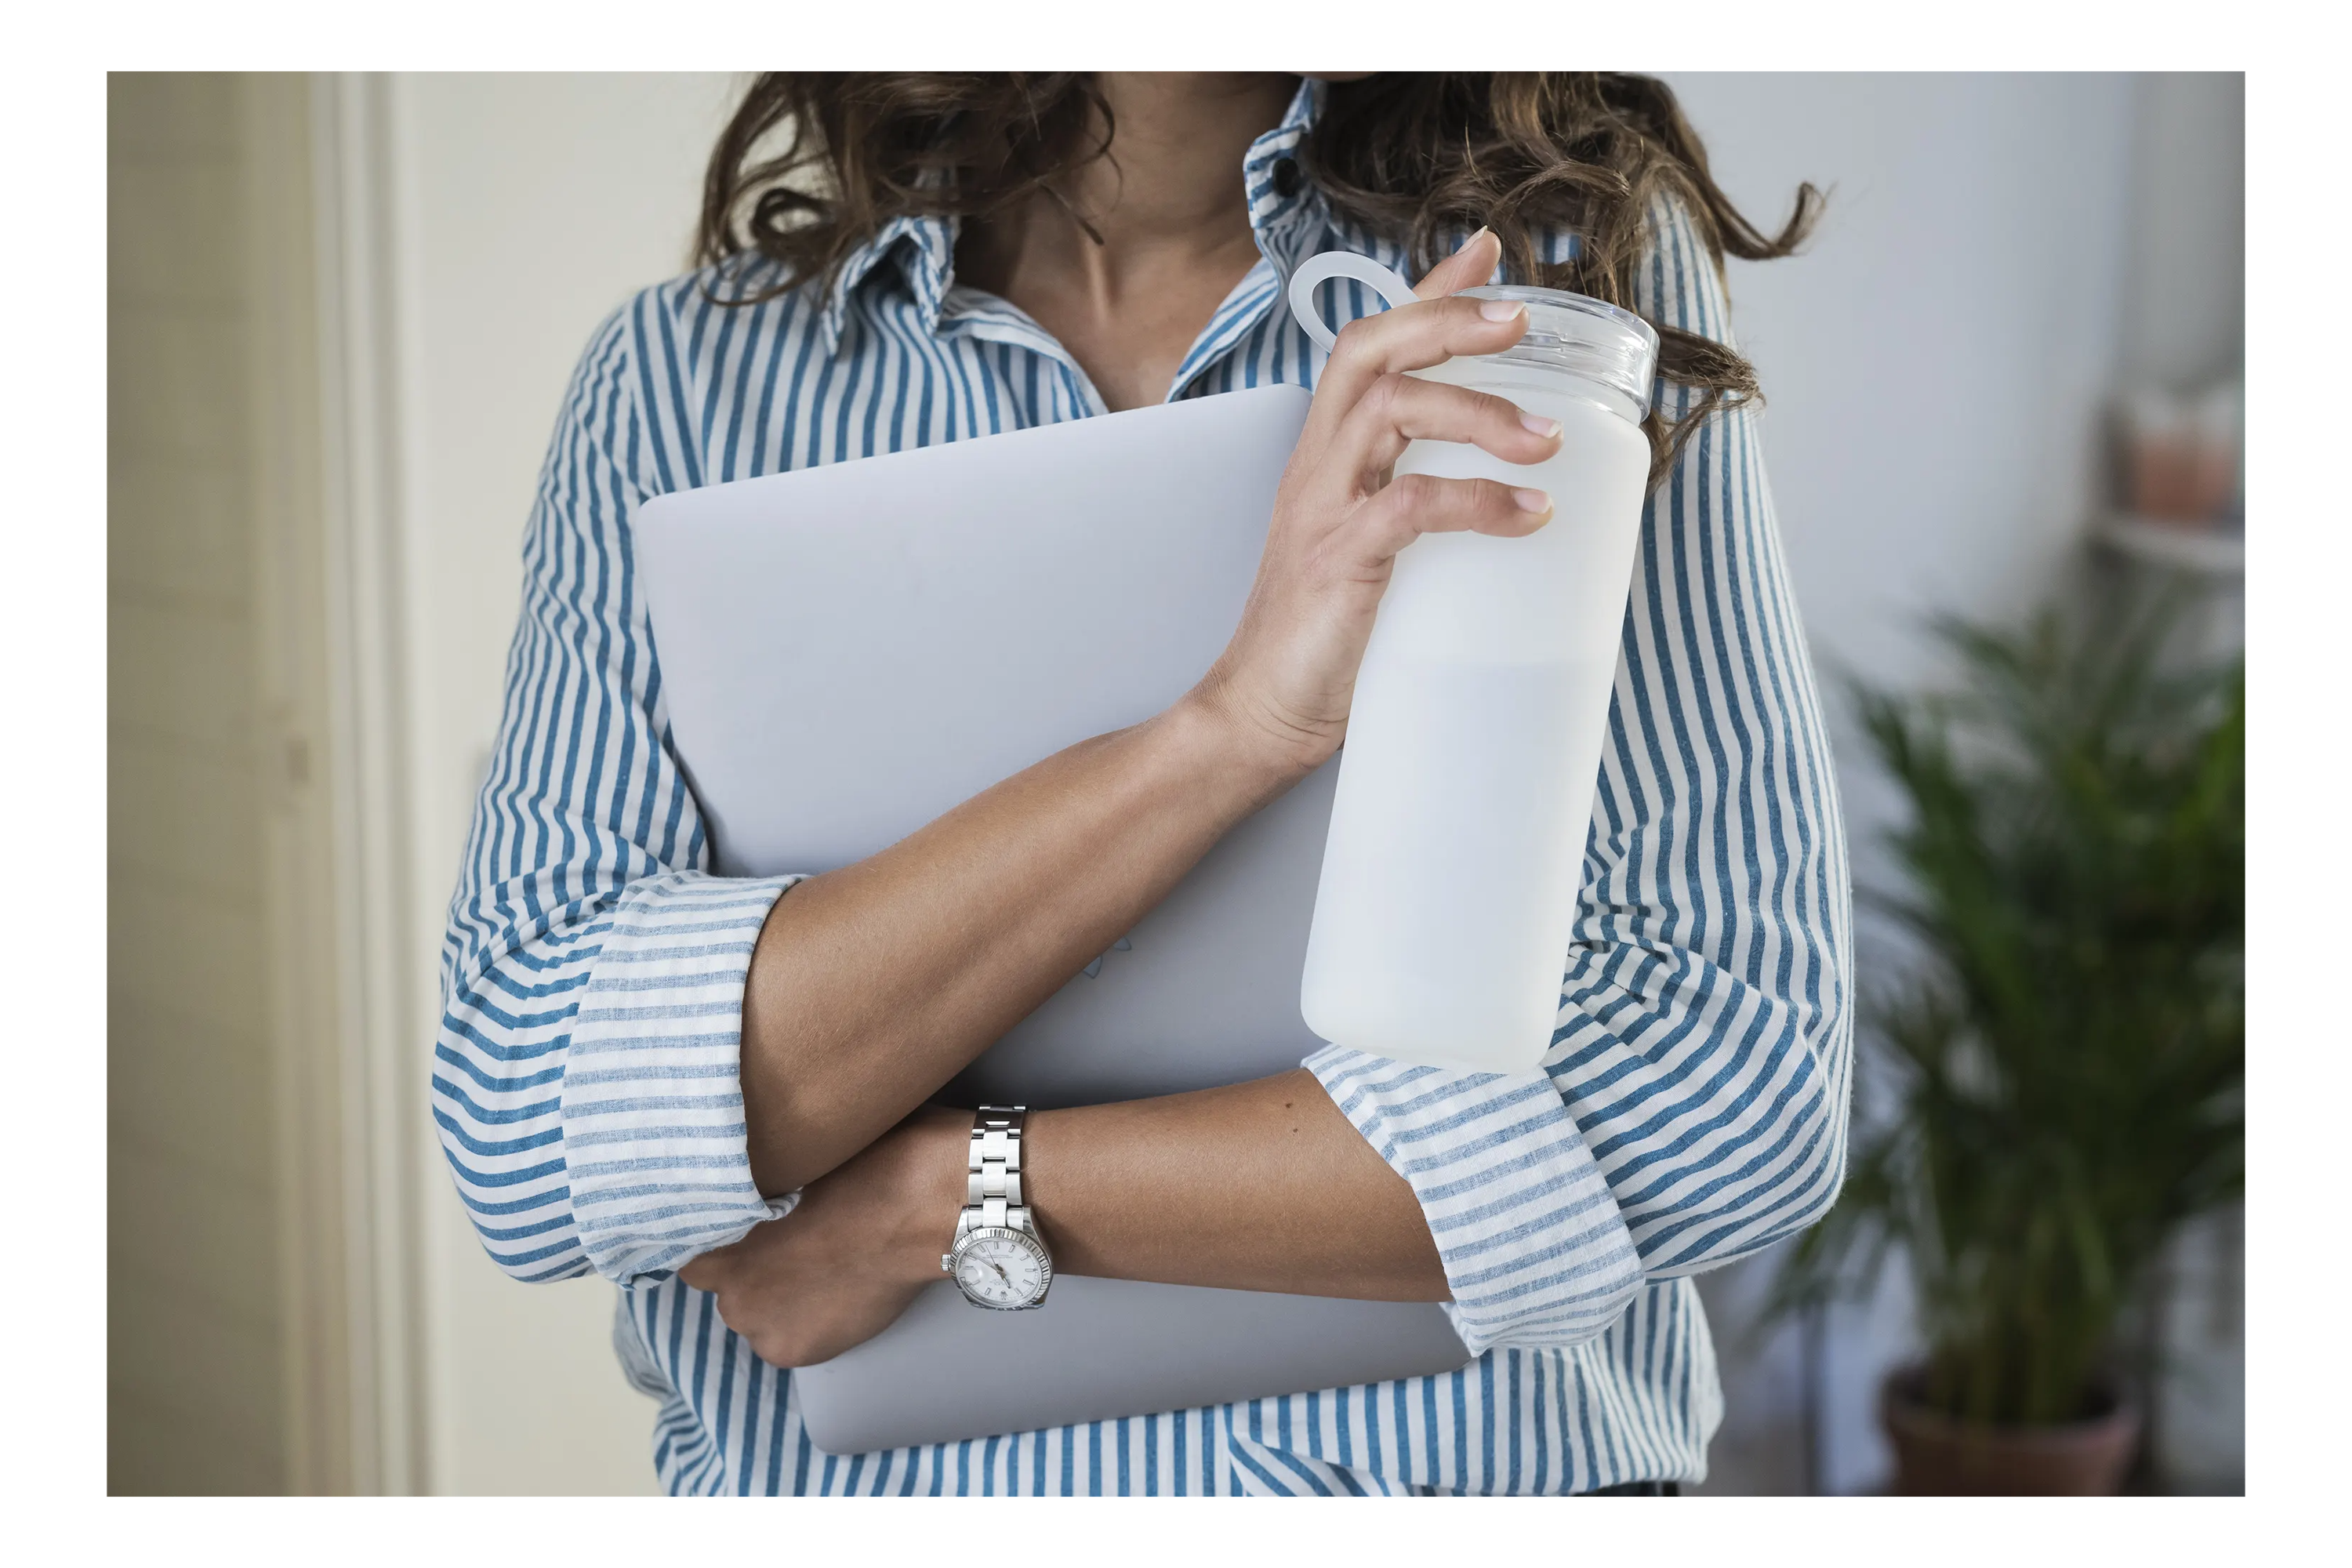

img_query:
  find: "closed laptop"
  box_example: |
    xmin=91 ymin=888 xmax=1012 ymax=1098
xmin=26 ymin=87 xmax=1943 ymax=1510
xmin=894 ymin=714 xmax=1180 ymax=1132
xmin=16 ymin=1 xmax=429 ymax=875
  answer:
xmin=636 ymin=384 xmax=1469 ymax=1455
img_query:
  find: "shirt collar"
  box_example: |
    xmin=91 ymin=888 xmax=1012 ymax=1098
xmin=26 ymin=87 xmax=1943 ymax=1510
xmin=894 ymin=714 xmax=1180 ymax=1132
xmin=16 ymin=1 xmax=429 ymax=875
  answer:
xmin=815 ymin=204 xmax=957 ymax=353
xmin=1240 ymin=76 xmax=1333 ymax=284
xmin=815 ymin=76 xmax=1341 ymax=354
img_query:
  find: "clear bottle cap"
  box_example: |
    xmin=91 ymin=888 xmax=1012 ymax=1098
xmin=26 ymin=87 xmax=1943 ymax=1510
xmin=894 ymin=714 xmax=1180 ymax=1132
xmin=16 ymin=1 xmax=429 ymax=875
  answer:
xmin=1286 ymin=252 xmax=1658 ymax=425
xmin=1456 ymin=284 xmax=1658 ymax=422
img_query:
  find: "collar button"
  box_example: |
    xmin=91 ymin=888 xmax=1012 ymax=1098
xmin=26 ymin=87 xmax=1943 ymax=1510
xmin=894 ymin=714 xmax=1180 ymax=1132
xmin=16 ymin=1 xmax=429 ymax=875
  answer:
xmin=1271 ymin=158 xmax=1302 ymax=198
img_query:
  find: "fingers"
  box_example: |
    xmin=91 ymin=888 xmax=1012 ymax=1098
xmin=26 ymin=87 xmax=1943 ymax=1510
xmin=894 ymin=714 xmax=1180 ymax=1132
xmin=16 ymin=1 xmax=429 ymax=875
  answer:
xmin=677 ymin=1245 xmax=733 ymax=1290
xmin=1327 ymin=372 xmax=1561 ymax=491
xmin=1412 ymin=226 xmax=1501 ymax=300
xmin=1294 ymin=229 xmax=1506 ymax=456
xmin=1309 ymin=293 xmax=1532 ymax=431
xmin=1352 ymin=472 xmax=1554 ymax=561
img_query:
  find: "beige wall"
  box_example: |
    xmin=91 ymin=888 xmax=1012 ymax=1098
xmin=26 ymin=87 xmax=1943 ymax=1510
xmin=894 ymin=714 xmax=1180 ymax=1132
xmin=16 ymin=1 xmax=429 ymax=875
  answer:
xmin=107 ymin=71 xmax=286 ymax=1495
xmin=382 ymin=71 xmax=739 ymax=1496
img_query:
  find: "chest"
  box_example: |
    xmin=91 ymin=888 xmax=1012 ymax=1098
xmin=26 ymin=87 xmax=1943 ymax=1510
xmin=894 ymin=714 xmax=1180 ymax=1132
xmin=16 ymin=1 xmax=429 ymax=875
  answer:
xmin=1004 ymin=262 xmax=1266 ymax=413
xmin=708 ymin=302 xmax=1308 ymax=484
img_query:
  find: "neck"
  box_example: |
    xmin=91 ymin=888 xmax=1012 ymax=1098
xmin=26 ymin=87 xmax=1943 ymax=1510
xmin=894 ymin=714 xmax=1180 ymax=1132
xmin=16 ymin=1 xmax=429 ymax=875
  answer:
xmin=1065 ymin=74 xmax=1298 ymax=254
xmin=951 ymin=73 xmax=1299 ymax=411
xmin=962 ymin=73 xmax=1298 ymax=310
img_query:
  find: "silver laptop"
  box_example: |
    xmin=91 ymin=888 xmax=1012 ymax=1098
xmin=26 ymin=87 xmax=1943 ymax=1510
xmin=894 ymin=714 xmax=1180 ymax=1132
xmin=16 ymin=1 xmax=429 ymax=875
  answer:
xmin=635 ymin=383 xmax=1469 ymax=1456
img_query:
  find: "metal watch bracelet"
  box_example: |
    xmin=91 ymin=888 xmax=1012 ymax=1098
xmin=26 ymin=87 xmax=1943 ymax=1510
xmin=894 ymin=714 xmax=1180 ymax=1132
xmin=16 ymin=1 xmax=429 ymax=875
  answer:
xmin=942 ymin=1105 xmax=1054 ymax=1310
xmin=958 ymin=1105 xmax=1033 ymax=1239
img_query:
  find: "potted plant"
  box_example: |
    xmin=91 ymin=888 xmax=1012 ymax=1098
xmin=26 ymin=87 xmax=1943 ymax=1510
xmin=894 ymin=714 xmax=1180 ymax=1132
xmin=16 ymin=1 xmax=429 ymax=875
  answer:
xmin=1776 ymin=585 xmax=2243 ymax=1494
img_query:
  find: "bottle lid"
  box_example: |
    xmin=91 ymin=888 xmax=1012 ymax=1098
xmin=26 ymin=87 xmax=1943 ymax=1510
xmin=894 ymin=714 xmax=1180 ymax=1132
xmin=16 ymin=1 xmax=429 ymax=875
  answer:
xmin=1287 ymin=251 xmax=1658 ymax=423
xmin=1457 ymin=285 xmax=1658 ymax=420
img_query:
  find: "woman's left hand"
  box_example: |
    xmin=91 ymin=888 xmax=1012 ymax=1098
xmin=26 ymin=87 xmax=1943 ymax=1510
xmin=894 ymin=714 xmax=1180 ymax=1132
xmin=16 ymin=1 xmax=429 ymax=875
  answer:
xmin=677 ymin=1108 xmax=965 ymax=1368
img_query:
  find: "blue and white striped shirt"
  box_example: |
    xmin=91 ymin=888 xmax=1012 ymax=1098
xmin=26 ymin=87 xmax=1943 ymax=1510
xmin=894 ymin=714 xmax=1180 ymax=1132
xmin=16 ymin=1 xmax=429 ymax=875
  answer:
xmin=434 ymin=79 xmax=1853 ymax=1495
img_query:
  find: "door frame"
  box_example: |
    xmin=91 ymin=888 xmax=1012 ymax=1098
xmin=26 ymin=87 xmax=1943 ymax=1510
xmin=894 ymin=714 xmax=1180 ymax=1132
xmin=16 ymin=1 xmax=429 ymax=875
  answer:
xmin=243 ymin=69 xmax=431 ymax=1497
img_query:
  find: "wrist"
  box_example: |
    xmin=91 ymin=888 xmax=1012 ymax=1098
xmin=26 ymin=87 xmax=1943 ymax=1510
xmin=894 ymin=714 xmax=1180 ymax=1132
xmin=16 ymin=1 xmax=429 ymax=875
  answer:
xmin=1163 ymin=681 xmax=1323 ymax=804
xmin=881 ymin=1106 xmax=973 ymax=1288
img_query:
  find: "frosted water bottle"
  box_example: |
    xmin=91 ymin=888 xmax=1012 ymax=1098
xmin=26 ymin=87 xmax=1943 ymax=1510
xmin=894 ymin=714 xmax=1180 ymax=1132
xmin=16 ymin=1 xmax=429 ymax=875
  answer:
xmin=1288 ymin=252 xmax=1659 ymax=1073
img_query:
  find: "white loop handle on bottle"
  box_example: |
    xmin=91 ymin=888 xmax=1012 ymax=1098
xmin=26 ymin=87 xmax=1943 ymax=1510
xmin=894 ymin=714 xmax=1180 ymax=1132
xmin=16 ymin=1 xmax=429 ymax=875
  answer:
xmin=1286 ymin=251 xmax=1422 ymax=352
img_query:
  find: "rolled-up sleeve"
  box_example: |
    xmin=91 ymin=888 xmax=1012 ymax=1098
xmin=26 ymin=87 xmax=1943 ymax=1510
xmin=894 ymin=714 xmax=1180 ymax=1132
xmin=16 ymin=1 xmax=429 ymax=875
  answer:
xmin=1308 ymin=196 xmax=1854 ymax=1357
xmin=432 ymin=295 xmax=804 ymax=1287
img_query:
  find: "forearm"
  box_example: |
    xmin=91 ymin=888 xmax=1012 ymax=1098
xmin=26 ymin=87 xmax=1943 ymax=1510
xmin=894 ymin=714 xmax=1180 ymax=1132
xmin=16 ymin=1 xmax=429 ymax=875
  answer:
xmin=891 ymin=1072 xmax=1450 ymax=1301
xmin=741 ymin=694 xmax=1298 ymax=1196
xmin=1035 ymin=1070 xmax=1450 ymax=1298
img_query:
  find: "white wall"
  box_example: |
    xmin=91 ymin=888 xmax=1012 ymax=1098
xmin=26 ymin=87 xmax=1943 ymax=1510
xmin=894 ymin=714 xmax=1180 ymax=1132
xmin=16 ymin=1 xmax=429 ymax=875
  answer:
xmin=2120 ymin=73 xmax=2245 ymax=389
xmin=1665 ymin=73 xmax=2137 ymax=695
xmin=383 ymin=71 xmax=741 ymax=1496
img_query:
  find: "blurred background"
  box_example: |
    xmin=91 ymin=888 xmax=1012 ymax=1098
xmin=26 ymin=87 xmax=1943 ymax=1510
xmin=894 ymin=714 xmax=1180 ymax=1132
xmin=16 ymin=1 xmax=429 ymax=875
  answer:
xmin=107 ymin=71 xmax=2244 ymax=1496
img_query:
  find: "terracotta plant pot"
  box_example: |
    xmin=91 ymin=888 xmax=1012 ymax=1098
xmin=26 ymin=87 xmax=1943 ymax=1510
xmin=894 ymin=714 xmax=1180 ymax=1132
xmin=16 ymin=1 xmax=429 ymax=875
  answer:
xmin=1879 ymin=1367 xmax=2142 ymax=1495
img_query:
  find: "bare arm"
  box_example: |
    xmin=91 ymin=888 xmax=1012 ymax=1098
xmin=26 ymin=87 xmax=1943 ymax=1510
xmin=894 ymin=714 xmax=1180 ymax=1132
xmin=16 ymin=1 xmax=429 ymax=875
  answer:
xmin=738 ymin=230 xmax=1556 ymax=1196
xmin=681 ymin=1072 xmax=1446 ymax=1368
xmin=1022 ymin=1070 xmax=1446 ymax=1298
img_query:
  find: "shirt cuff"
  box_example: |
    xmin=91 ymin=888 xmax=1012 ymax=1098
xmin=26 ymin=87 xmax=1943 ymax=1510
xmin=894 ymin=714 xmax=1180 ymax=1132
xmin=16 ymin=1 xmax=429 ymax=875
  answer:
xmin=1305 ymin=1044 xmax=1646 ymax=1356
xmin=562 ymin=869 xmax=805 ymax=1283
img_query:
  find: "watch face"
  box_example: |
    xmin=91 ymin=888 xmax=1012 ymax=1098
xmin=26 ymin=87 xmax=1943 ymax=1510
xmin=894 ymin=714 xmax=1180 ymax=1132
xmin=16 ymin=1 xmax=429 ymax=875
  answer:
xmin=953 ymin=1229 xmax=1049 ymax=1308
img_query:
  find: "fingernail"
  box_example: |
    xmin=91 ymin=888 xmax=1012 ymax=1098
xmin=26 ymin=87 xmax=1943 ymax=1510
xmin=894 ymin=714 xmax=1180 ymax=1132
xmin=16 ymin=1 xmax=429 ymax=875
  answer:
xmin=1453 ymin=225 xmax=1491 ymax=256
xmin=1521 ymin=413 xmax=1563 ymax=438
xmin=1479 ymin=299 xmax=1525 ymax=323
xmin=1512 ymin=488 xmax=1552 ymax=514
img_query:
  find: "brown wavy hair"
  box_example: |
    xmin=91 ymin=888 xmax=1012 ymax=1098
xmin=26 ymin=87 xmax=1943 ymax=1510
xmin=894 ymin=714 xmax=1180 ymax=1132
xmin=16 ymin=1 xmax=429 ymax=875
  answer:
xmin=699 ymin=73 xmax=1820 ymax=483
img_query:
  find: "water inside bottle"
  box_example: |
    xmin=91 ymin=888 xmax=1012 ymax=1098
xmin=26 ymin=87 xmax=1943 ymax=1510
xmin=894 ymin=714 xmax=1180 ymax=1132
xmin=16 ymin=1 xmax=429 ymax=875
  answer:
xmin=1298 ymin=358 xmax=1653 ymax=1073
xmin=1303 ymin=655 xmax=1617 ymax=1067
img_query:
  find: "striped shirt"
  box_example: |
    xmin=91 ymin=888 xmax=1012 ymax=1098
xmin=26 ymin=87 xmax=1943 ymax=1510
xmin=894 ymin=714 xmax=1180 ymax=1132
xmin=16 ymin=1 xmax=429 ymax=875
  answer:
xmin=434 ymin=78 xmax=1853 ymax=1496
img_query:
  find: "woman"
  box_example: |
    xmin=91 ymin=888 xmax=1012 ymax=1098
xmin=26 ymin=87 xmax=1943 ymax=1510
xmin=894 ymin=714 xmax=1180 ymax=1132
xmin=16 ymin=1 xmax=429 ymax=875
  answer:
xmin=435 ymin=72 xmax=1851 ymax=1496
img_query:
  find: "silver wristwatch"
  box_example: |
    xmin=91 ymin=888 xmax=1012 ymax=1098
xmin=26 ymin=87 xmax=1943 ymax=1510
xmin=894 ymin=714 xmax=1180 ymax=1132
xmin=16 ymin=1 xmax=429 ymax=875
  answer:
xmin=942 ymin=1105 xmax=1054 ymax=1310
